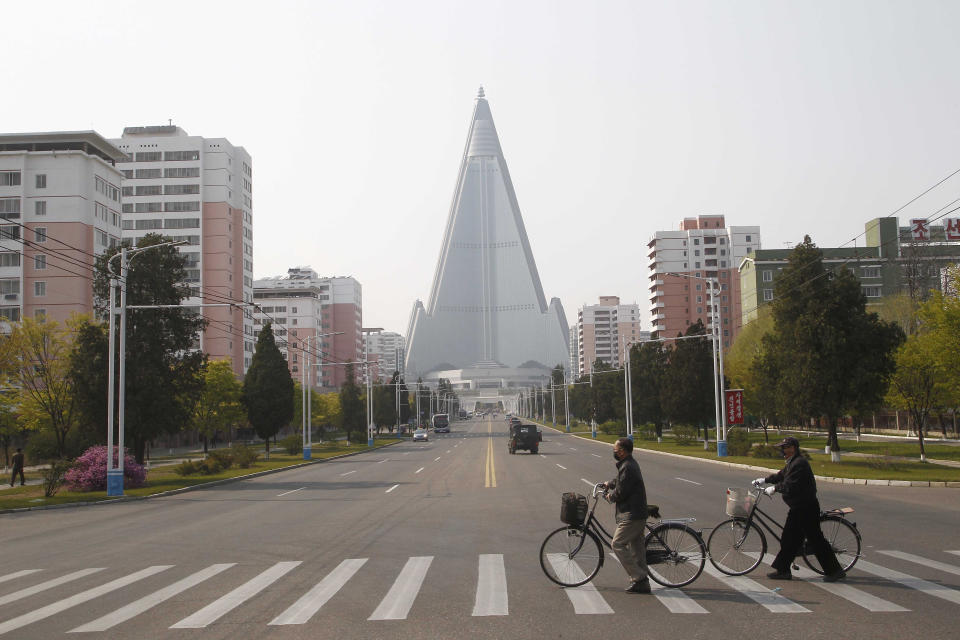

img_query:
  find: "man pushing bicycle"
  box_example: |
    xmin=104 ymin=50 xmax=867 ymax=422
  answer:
xmin=754 ymin=436 xmax=846 ymax=583
xmin=601 ymin=437 xmax=651 ymax=594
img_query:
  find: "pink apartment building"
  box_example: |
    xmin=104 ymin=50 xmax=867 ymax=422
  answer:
xmin=647 ymin=215 xmax=760 ymax=348
xmin=253 ymin=268 xmax=363 ymax=390
xmin=0 ymin=131 xmax=125 ymax=329
xmin=112 ymin=126 xmax=254 ymax=376
xmin=574 ymin=296 xmax=647 ymax=377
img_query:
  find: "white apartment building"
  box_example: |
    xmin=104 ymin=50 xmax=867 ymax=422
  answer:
xmin=253 ymin=268 xmax=363 ymax=389
xmin=363 ymin=330 xmax=406 ymax=382
xmin=568 ymin=324 xmax=579 ymax=380
xmin=576 ymin=296 xmax=644 ymax=377
xmin=111 ymin=126 xmax=254 ymax=375
xmin=647 ymin=215 xmax=760 ymax=347
xmin=0 ymin=131 xmax=125 ymax=329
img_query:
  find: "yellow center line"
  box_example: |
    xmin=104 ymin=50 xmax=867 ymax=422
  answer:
xmin=485 ymin=418 xmax=497 ymax=488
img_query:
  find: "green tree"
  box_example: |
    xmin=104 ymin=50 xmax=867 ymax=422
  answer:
xmin=373 ymin=381 xmax=396 ymax=433
xmin=339 ymin=363 xmax=364 ymax=441
xmin=660 ymin=321 xmax=715 ymax=440
xmin=67 ymin=319 xmax=110 ymax=448
xmin=92 ymin=234 xmax=207 ymax=463
xmin=762 ymin=237 xmax=904 ymax=461
xmin=396 ymin=375 xmax=411 ymax=425
xmin=193 ymin=359 xmax=245 ymax=453
xmin=726 ymin=306 xmax=776 ymax=441
xmin=886 ymin=331 xmax=945 ymax=460
xmin=1 ymin=316 xmax=84 ymax=458
xmin=243 ymin=324 xmax=294 ymax=457
xmin=630 ymin=341 xmax=668 ymax=438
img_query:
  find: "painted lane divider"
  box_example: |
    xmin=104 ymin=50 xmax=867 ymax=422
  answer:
xmin=675 ymin=478 xmax=702 ymax=486
xmin=385 ymin=484 xmax=399 ymax=493
xmin=277 ymin=487 xmax=306 ymax=496
xmin=434 ymin=457 xmax=441 ymax=462
xmin=415 ymin=467 xmax=425 ymax=474
xmin=556 ymin=464 xmax=567 ymax=470
xmin=591 ymin=453 xmax=601 ymax=458
xmin=339 ymin=470 xmax=357 ymax=477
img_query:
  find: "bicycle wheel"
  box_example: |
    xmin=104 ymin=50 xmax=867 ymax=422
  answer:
xmin=803 ymin=515 xmax=861 ymax=574
xmin=540 ymin=526 xmax=604 ymax=587
xmin=707 ymin=517 xmax=767 ymax=575
xmin=644 ymin=522 xmax=706 ymax=588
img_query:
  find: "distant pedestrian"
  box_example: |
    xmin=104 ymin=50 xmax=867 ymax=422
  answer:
xmin=10 ymin=448 xmax=25 ymax=487
xmin=602 ymin=437 xmax=651 ymax=594
xmin=756 ymin=437 xmax=846 ymax=582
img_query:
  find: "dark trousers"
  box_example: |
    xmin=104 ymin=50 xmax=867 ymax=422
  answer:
xmin=10 ymin=468 xmax=24 ymax=486
xmin=772 ymin=502 xmax=843 ymax=575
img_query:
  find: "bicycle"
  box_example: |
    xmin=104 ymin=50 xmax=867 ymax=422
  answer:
xmin=539 ymin=483 xmax=707 ymax=588
xmin=706 ymin=481 xmax=862 ymax=576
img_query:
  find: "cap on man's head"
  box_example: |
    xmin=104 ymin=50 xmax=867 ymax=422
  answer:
xmin=774 ymin=437 xmax=800 ymax=449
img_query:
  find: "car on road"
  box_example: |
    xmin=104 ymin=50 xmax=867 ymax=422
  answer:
xmin=413 ymin=428 xmax=429 ymax=442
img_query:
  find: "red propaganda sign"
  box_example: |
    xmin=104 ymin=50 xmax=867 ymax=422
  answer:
xmin=910 ymin=219 xmax=930 ymax=241
xmin=945 ymin=218 xmax=960 ymax=241
xmin=725 ymin=389 xmax=744 ymax=425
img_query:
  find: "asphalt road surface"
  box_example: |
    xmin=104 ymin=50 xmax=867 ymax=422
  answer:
xmin=1 ymin=415 xmax=958 ymax=640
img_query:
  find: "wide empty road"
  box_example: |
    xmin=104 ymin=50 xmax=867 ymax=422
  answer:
xmin=1 ymin=415 xmax=958 ymax=639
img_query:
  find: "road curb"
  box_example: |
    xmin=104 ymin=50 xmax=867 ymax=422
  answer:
xmin=0 ymin=441 xmax=402 ymax=516
xmin=537 ymin=423 xmax=958 ymax=488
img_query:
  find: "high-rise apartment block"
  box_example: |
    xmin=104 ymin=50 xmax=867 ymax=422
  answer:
xmin=363 ymin=330 xmax=406 ymax=382
xmin=575 ymin=296 xmax=645 ymax=377
xmin=1 ymin=131 xmax=125 ymax=329
xmin=111 ymin=126 xmax=253 ymax=375
xmin=647 ymin=215 xmax=760 ymax=348
xmin=253 ymin=268 xmax=362 ymax=389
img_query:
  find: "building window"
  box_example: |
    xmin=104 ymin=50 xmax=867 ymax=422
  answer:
xmin=694 ymin=239 xmax=700 ymax=245
xmin=163 ymin=218 xmax=200 ymax=229
xmin=0 ymin=198 xmax=20 ymax=219
xmin=34 ymin=308 xmax=46 ymax=321
xmin=763 ymin=289 xmax=773 ymax=301
xmin=34 ymin=281 xmax=46 ymax=296
xmin=35 ymin=174 xmax=47 ymax=188
xmin=0 ymin=278 xmax=20 ymax=294
xmin=862 ymin=286 xmax=882 ymax=298
xmin=861 ymin=266 xmax=881 ymax=278
xmin=0 ymin=225 xmax=20 ymax=240
xmin=135 ymin=185 xmax=163 ymax=196
xmin=0 ymin=171 xmax=21 ymax=186
xmin=164 ymin=184 xmax=200 ymax=195
xmin=122 ymin=186 xmax=133 ymax=197
xmin=0 ymin=307 xmax=19 ymax=321
xmin=164 ymin=167 xmax=200 ymax=178
xmin=746 ymin=235 xmax=752 ymax=242
xmin=164 ymin=150 xmax=200 ymax=161
xmin=34 ymin=227 xmax=47 ymax=243
xmin=164 ymin=201 xmax=200 ymax=212
xmin=135 ymin=152 xmax=162 ymax=162
xmin=762 ymin=270 xmax=773 ymax=282
xmin=135 ymin=202 xmax=162 ymax=213
xmin=34 ymin=201 xmax=46 ymax=216
xmin=95 ymin=176 xmax=120 ymax=201
xmin=0 ymin=252 xmax=19 ymax=267
xmin=34 ymin=255 xmax=46 ymax=270
xmin=134 ymin=168 xmax=162 ymax=179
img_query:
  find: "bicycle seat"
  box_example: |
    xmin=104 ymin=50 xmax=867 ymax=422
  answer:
xmin=648 ymin=504 xmax=661 ymax=519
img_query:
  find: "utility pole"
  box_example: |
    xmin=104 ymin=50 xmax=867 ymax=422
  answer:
xmin=564 ymin=373 xmax=571 ymax=433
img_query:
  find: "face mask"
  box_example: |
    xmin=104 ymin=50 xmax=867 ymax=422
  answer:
xmin=613 ymin=450 xmax=621 ymax=461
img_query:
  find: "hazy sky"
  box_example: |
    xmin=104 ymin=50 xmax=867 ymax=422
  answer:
xmin=7 ymin=1 xmax=960 ymax=333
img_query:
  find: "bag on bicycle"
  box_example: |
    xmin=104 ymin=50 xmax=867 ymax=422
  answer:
xmin=560 ymin=492 xmax=589 ymax=526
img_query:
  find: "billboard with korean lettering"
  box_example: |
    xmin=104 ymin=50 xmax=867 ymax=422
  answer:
xmin=725 ymin=389 xmax=744 ymax=425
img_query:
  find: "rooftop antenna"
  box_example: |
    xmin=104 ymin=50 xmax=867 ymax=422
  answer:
xmin=477 ymin=85 xmax=485 ymax=99
xmin=168 ymin=119 xmax=172 ymax=126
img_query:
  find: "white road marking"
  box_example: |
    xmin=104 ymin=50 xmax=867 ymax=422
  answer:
xmin=758 ymin=553 xmax=907 ymax=612
xmin=569 ymin=447 xmax=577 ymax=451
xmin=855 ymin=558 xmax=960 ymax=604
xmin=415 ymin=467 xmax=425 ymax=474
xmin=607 ymin=553 xmax=706 ymax=613
xmin=0 ymin=568 xmax=104 ymax=606
xmin=948 ymin=551 xmax=960 ymax=558
xmin=403 ymin=452 xmax=410 ymax=456
xmin=701 ymin=563 xmax=810 ymax=612
xmin=591 ymin=454 xmax=601 ymax=458
xmin=339 ymin=470 xmax=357 ymax=477
xmin=446 ymin=450 xmax=451 ymax=454
xmin=0 ymin=570 xmax=41 ymax=585
xmin=170 ymin=561 xmax=302 ymax=628
xmin=434 ymin=457 xmax=441 ymax=461
xmin=472 ymin=554 xmax=508 ymax=616
xmin=877 ymin=550 xmax=960 ymax=576
xmin=277 ymin=487 xmax=306 ymax=497
xmin=0 ymin=566 xmax=171 ymax=637
xmin=368 ymin=556 xmax=433 ymax=620
xmin=70 ymin=564 xmax=235 ymax=632
xmin=540 ymin=455 xmax=546 ymax=459
xmin=385 ymin=484 xmax=399 ymax=493
xmin=269 ymin=559 xmax=367 ymax=625
xmin=545 ymin=554 xmax=613 ymax=614
xmin=378 ymin=459 xmax=388 ymax=464
xmin=675 ymin=477 xmax=702 ymax=486
xmin=581 ymin=478 xmax=596 ymax=487
xmin=556 ymin=464 xmax=567 ymax=470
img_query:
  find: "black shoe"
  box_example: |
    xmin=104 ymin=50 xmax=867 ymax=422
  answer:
xmin=625 ymin=579 xmax=651 ymax=594
xmin=824 ymin=570 xmax=846 ymax=583
xmin=767 ymin=570 xmax=792 ymax=580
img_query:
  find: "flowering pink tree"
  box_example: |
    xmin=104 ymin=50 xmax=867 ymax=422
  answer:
xmin=65 ymin=446 xmax=147 ymax=491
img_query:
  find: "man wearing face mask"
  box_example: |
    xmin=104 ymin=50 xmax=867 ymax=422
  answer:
xmin=601 ymin=437 xmax=650 ymax=593
xmin=755 ymin=436 xmax=845 ymax=582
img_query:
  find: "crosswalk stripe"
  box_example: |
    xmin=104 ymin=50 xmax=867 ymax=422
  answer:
xmin=854 ymin=558 xmax=960 ymax=605
xmin=0 ymin=568 xmax=104 ymax=607
xmin=545 ymin=554 xmax=613 ymax=614
xmin=472 ymin=554 xmax=508 ymax=616
xmin=608 ymin=552 xmax=706 ymax=613
xmin=170 ymin=561 xmax=302 ymax=629
xmin=758 ymin=553 xmax=907 ymax=612
xmin=877 ymin=550 xmax=960 ymax=577
xmin=69 ymin=564 xmax=235 ymax=632
xmin=701 ymin=564 xmax=810 ymax=613
xmin=0 ymin=570 xmax=41 ymax=585
xmin=947 ymin=551 xmax=960 ymax=558
xmin=368 ymin=556 xmax=433 ymax=620
xmin=269 ymin=559 xmax=367 ymax=625
xmin=0 ymin=566 xmax=171 ymax=637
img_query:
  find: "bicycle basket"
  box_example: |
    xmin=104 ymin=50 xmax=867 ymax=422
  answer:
xmin=725 ymin=488 xmax=757 ymax=517
xmin=561 ymin=492 xmax=589 ymax=526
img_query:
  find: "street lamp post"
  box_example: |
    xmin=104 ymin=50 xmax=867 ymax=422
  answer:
xmin=564 ymin=373 xmax=571 ymax=433
xmin=624 ymin=340 xmax=634 ymax=440
xmin=301 ymin=331 xmax=343 ymax=460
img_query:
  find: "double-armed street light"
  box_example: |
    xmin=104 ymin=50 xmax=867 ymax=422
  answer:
xmin=300 ymin=331 xmax=344 ymax=459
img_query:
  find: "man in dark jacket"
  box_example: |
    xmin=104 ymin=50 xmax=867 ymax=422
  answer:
xmin=603 ymin=437 xmax=650 ymax=593
xmin=757 ymin=437 xmax=845 ymax=582
xmin=10 ymin=448 xmax=25 ymax=487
